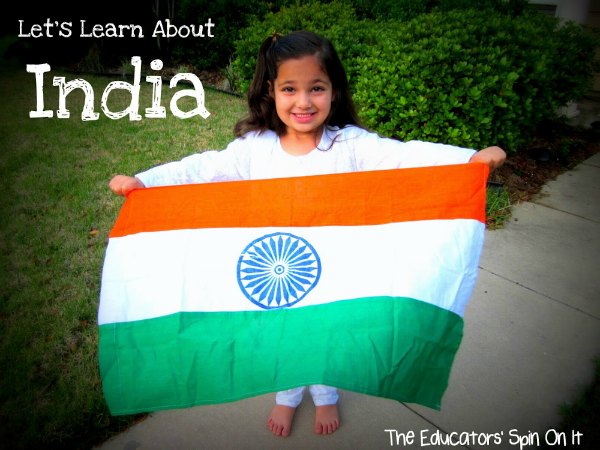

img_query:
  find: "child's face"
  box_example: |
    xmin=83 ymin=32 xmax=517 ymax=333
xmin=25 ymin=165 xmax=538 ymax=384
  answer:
xmin=270 ymin=55 xmax=333 ymax=140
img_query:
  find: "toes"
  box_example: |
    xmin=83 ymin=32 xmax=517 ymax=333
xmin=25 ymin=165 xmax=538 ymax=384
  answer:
xmin=314 ymin=405 xmax=340 ymax=435
xmin=315 ymin=420 xmax=337 ymax=434
xmin=267 ymin=405 xmax=295 ymax=437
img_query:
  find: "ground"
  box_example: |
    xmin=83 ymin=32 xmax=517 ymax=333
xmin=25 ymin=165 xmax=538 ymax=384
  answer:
xmin=491 ymin=119 xmax=600 ymax=205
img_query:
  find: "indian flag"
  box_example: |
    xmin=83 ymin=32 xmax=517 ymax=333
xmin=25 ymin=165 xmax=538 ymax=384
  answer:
xmin=98 ymin=163 xmax=489 ymax=415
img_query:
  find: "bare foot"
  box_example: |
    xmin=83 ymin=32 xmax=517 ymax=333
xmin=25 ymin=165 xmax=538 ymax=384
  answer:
xmin=314 ymin=404 xmax=340 ymax=435
xmin=267 ymin=405 xmax=296 ymax=437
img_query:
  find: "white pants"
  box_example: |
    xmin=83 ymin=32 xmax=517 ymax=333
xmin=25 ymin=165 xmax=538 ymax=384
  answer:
xmin=275 ymin=385 xmax=339 ymax=407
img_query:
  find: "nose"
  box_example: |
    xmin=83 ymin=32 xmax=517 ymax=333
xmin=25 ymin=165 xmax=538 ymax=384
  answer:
xmin=296 ymin=90 xmax=311 ymax=109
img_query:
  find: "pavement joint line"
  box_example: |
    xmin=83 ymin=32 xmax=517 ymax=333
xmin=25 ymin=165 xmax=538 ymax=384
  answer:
xmin=477 ymin=266 xmax=600 ymax=321
xmin=527 ymin=199 xmax=600 ymax=224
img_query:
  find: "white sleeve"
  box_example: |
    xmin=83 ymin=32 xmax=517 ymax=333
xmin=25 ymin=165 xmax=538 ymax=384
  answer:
xmin=135 ymin=137 xmax=251 ymax=187
xmin=349 ymin=129 xmax=476 ymax=170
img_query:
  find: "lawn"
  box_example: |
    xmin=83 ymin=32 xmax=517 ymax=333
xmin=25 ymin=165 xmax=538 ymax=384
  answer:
xmin=0 ymin=59 xmax=246 ymax=449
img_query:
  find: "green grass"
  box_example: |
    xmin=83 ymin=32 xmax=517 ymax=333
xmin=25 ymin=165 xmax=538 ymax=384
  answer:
xmin=485 ymin=185 xmax=512 ymax=230
xmin=542 ymin=357 xmax=600 ymax=450
xmin=556 ymin=357 xmax=600 ymax=449
xmin=0 ymin=62 xmax=246 ymax=449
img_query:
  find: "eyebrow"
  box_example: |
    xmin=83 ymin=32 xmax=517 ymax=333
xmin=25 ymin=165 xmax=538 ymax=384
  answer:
xmin=277 ymin=78 xmax=331 ymax=85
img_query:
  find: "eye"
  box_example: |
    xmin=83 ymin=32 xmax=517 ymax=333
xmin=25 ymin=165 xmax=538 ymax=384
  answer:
xmin=281 ymin=86 xmax=295 ymax=93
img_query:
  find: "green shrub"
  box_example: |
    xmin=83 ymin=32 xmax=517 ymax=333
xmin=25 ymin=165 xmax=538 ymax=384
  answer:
xmin=434 ymin=0 xmax=530 ymax=16
xmin=350 ymin=0 xmax=429 ymax=20
xmin=550 ymin=21 xmax=600 ymax=106
xmin=353 ymin=10 xmax=598 ymax=152
xmin=230 ymin=0 xmax=380 ymax=93
xmin=171 ymin=0 xmax=277 ymax=69
xmin=232 ymin=4 xmax=598 ymax=153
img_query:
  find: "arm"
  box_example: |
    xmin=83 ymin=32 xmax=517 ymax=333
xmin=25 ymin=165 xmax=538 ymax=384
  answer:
xmin=347 ymin=127 xmax=477 ymax=170
xmin=469 ymin=146 xmax=506 ymax=170
xmin=108 ymin=134 xmax=255 ymax=196
xmin=348 ymin=127 xmax=507 ymax=171
xmin=134 ymin=137 xmax=252 ymax=188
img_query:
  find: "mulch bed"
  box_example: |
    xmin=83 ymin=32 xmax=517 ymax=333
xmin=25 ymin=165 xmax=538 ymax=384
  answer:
xmin=490 ymin=121 xmax=600 ymax=204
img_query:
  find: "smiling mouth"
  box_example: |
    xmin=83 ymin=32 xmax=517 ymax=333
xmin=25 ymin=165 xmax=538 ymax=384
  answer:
xmin=292 ymin=112 xmax=315 ymax=121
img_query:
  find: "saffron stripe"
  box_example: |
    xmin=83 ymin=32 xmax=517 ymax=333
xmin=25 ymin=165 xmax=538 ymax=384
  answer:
xmin=109 ymin=164 xmax=488 ymax=238
xmin=99 ymin=296 xmax=463 ymax=415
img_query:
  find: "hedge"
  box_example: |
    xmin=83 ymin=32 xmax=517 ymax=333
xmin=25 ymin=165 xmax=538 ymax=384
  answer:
xmin=353 ymin=10 xmax=598 ymax=151
xmin=229 ymin=1 xmax=382 ymax=93
xmin=231 ymin=3 xmax=598 ymax=153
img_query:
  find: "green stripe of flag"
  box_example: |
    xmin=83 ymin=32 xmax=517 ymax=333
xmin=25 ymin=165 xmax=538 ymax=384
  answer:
xmin=99 ymin=296 xmax=463 ymax=415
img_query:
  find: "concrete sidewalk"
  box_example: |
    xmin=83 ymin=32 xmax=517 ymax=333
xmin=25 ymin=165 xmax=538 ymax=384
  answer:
xmin=97 ymin=153 xmax=600 ymax=450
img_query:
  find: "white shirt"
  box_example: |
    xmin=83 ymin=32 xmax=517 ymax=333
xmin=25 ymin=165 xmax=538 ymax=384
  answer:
xmin=136 ymin=126 xmax=476 ymax=186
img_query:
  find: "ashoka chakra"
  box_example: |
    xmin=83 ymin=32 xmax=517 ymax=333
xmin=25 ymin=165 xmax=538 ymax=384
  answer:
xmin=237 ymin=232 xmax=321 ymax=309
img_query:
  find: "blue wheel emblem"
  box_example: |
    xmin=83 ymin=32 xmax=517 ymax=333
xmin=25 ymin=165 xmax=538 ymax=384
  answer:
xmin=237 ymin=232 xmax=321 ymax=309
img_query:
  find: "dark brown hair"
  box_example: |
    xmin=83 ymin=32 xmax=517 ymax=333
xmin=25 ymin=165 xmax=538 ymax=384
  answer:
xmin=234 ymin=30 xmax=361 ymax=137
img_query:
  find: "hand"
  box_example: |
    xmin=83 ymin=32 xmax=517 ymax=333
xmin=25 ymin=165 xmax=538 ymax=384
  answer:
xmin=469 ymin=146 xmax=506 ymax=171
xmin=109 ymin=175 xmax=145 ymax=196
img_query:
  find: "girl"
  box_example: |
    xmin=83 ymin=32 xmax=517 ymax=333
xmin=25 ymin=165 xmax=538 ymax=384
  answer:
xmin=110 ymin=30 xmax=506 ymax=438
